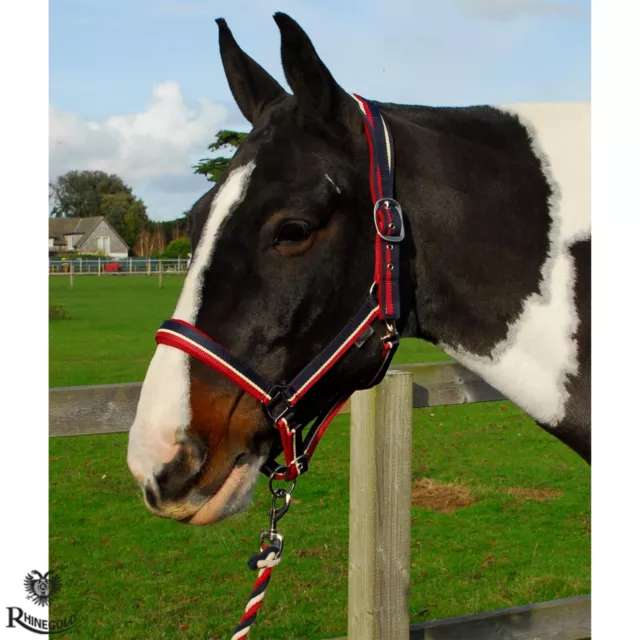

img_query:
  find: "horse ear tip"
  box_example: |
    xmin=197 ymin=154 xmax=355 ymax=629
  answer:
xmin=215 ymin=17 xmax=228 ymax=30
xmin=273 ymin=12 xmax=292 ymax=27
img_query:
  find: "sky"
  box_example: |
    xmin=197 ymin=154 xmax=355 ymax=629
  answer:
xmin=49 ymin=0 xmax=590 ymax=221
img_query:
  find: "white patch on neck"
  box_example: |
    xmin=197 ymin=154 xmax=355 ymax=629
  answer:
xmin=127 ymin=163 xmax=256 ymax=481
xmin=325 ymin=173 xmax=341 ymax=194
xmin=439 ymin=103 xmax=590 ymax=427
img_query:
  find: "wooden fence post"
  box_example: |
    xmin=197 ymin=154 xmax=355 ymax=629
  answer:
xmin=348 ymin=370 xmax=413 ymax=640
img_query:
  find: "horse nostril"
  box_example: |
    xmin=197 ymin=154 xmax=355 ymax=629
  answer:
xmin=153 ymin=434 xmax=208 ymax=503
xmin=144 ymin=485 xmax=160 ymax=510
xmin=183 ymin=433 xmax=208 ymax=468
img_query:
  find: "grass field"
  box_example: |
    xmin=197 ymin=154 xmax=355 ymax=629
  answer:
xmin=49 ymin=275 xmax=590 ymax=639
xmin=49 ymin=275 xmax=449 ymax=387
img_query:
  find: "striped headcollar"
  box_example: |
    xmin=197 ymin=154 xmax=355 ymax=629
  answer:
xmin=156 ymin=95 xmax=405 ymax=481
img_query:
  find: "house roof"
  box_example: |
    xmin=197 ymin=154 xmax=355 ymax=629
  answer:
xmin=48 ymin=216 xmax=130 ymax=250
xmin=49 ymin=217 xmax=103 ymax=242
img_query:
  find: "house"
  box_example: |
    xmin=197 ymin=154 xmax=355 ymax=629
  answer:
xmin=49 ymin=217 xmax=129 ymax=258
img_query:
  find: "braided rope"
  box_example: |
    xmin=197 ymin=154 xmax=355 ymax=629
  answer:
xmin=231 ymin=545 xmax=281 ymax=640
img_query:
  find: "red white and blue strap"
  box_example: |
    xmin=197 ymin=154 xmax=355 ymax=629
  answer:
xmin=156 ymin=318 xmax=272 ymax=404
xmin=285 ymin=296 xmax=380 ymax=405
xmin=262 ymin=393 xmax=350 ymax=480
xmin=352 ymin=94 xmax=403 ymax=320
xmin=156 ymin=295 xmax=379 ymax=412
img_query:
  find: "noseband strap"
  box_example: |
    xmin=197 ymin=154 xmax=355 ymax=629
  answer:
xmin=156 ymin=318 xmax=272 ymax=404
xmin=155 ymin=95 xmax=404 ymax=481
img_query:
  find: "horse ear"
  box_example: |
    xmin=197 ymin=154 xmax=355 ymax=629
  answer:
xmin=273 ymin=12 xmax=361 ymax=132
xmin=216 ymin=18 xmax=286 ymax=125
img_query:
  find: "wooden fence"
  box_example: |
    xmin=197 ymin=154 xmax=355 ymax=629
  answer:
xmin=331 ymin=594 xmax=591 ymax=640
xmin=48 ymin=362 xmax=590 ymax=639
xmin=49 ymin=361 xmax=505 ymax=437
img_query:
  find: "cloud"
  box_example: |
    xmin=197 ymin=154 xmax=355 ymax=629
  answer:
xmin=50 ymin=80 xmax=229 ymax=187
xmin=146 ymin=172 xmax=210 ymax=195
xmin=455 ymin=0 xmax=588 ymax=21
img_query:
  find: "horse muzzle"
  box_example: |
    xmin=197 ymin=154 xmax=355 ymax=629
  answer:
xmin=129 ymin=432 xmax=264 ymax=525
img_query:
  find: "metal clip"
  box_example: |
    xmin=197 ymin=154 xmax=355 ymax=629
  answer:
xmin=259 ymin=478 xmax=296 ymax=557
xmin=269 ymin=488 xmax=292 ymax=532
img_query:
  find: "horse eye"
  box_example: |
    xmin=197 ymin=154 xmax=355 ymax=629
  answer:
xmin=274 ymin=221 xmax=312 ymax=245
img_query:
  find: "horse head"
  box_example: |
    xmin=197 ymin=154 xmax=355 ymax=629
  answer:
xmin=127 ymin=14 xmax=403 ymax=524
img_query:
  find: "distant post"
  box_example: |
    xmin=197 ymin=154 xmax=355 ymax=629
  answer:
xmin=147 ymin=258 xmax=151 ymax=276
xmin=129 ymin=257 xmax=132 ymax=273
xmin=348 ymin=370 xmax=413 ymax=640
xmin=69 ymin=261 xmax=74 ymax=289
xmin=98 ymin=258 xmax=101 ymax=276
xmin=158 ymin=261 xmax=163 ymax=288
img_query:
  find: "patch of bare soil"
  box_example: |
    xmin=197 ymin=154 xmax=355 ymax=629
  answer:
xmin=49 ymin=304 xmax=71 ymax=320
xmin=506 ymin=487 xmax=564 ymax=501
xmin=411 ymin=478 xmax=478 ymax=514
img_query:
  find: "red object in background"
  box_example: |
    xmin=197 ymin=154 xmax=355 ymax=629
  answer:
xmin=104 ymin=262 xmax=122 ymax=273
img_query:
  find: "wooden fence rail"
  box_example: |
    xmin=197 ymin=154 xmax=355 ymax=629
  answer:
xmin=331 ymin=595 xmax=591 ymax=640
xmin=49 ymin=361 xmax=505 ymax=437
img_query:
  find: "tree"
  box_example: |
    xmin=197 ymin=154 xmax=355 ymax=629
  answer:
xmin=162 ymin=237 xmax=192 ymax=259
xmin=49 ymin=170 xmax=150 ymax=250
xmin=133 ymin=216 xmax=190 ymax=257
xmin=100 ymin=192 xmax=149 ymax=248
xmin=193 ymin=129 xmax=248 ymax=182
xmin=135 ymin=226 xmax=165 ymax=257
xmin=50 ymin=170 xmax=134 ymax=218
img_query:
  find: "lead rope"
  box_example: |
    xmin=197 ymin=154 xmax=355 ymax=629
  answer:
xmin=231 ymin=477 xmax=296 ymax=639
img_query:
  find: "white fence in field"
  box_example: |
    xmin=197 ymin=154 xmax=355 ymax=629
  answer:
xmin=49 ymin=257 xmax=190 ymax=275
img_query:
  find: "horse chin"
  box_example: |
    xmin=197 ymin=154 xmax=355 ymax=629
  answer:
xmin=186 ymin=454 xmax=265 ymax=525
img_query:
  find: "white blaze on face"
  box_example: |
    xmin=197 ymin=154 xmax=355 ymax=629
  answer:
xmin=127 ymin=163 xmax=256 ymax=482
xmin=440 ymin=103 xmax=590 ymax=426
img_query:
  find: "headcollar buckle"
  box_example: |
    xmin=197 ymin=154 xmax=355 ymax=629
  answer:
xmin=373 ymin=198 xmax=404 ymax=242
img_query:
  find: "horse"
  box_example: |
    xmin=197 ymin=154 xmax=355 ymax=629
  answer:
xmin=127 ymin=12 xmax=590 ymax=526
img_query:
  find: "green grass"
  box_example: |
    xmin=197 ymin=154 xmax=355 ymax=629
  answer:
xmin=49 ymin=276 xmax=448 ymax=387
xmin=49 ymin=276 xmax=187 ymax=387
xmin=49 ymin=275 xmax=590 ymax=639
xmin=50 ymin=405 xmax=589 ymax=639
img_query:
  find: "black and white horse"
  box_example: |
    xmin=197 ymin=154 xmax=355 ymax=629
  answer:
xmin=127 ymin=13 xmax=590 ymax=525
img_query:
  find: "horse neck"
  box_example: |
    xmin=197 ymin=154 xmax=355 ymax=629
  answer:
xmin=382 ymin=102 xmax=552 ymax=352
